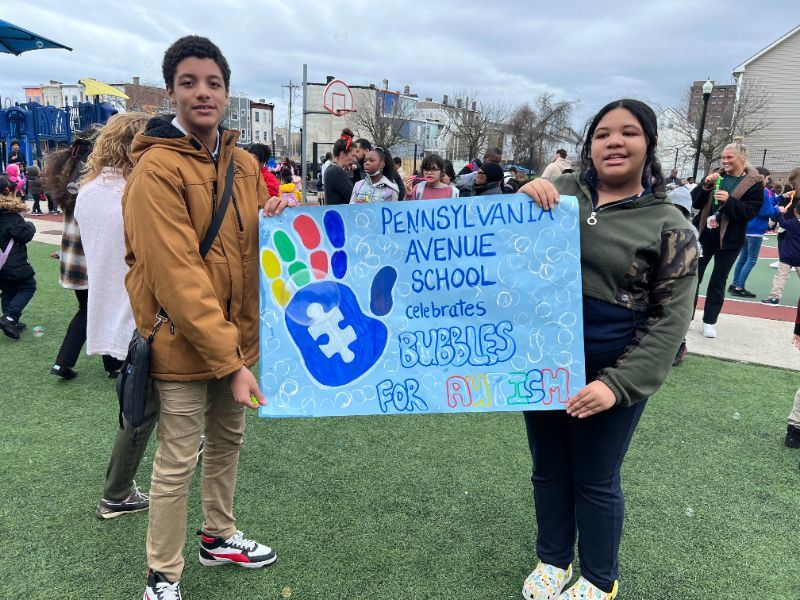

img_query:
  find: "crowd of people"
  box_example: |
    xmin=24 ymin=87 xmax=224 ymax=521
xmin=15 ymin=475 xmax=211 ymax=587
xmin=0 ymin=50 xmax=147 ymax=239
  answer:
xmin=1 ymin=34 xmax=799 ymax=600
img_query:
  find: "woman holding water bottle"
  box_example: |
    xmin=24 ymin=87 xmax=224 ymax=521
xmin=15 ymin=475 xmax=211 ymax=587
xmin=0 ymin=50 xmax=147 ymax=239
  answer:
xmin=691 ymin=138 xmax=763 ymax=338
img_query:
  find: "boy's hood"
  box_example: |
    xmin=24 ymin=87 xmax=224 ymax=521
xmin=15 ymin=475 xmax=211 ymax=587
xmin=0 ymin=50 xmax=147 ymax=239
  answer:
xmin=130 ymin=114 xmax=239 ymax=164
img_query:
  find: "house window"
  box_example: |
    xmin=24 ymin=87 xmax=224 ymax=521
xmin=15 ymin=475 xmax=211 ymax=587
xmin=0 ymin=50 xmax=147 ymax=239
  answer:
xmin=255 ymin=131 xmax=260 ymax=140
xmin=255 ymin=112 xmax=260 ymax=122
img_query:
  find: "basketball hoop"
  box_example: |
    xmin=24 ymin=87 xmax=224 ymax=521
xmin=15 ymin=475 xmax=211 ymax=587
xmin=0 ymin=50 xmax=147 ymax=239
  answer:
xmin=323 ymin=79 xmax=354 ymax=117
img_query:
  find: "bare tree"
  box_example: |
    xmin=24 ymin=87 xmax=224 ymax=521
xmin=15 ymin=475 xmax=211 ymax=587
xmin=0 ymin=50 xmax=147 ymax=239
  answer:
xmin=347 ymin=91 xmax=415 ymax=150
xmin=443 ymin=91 xmax=509 ymax=161
xmin=675 ymin=78 xmax=772 ymax=173
xmin=508 ymin=94 xmax=575 ymax=172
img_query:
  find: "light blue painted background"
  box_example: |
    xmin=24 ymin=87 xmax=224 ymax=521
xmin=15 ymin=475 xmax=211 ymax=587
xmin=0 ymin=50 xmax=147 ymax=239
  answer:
xmin=258 ymin=194 xmax=584 ymax=418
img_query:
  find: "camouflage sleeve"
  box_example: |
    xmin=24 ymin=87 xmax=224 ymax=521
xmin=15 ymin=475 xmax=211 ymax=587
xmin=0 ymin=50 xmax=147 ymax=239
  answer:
xmin=598 ymin=227 xmax=699 ymax=406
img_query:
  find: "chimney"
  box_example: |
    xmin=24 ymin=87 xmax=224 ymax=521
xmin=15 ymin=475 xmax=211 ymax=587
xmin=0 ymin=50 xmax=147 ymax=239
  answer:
xmin=456 ymin=98 xmax=463 ymax=108
xmin=425 ymin=97 xmax=433 ymax=102
xmin=383 ymin=79 xmax=389 ymax=90
xmin=443 ymin=94 xmax=448 ymax=106
xmin=132 ymin=76 xmax=140 ymax=85
xmin=259 ymin=98 xmax=266 ymax=103
xmin=326 ymin=75 xmax=334 ymax=84
xmin=403 ymin=85 xmax=410 ymax=95
xmin=471 ymin=101 xmax=477 ymax=111
xmin=369 ymin=83 xmax=376 ymax=89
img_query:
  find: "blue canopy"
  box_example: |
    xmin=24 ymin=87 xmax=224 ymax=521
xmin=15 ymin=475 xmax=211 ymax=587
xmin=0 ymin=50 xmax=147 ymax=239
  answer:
xmin=0 ymin=18 xmax=72 ymax=55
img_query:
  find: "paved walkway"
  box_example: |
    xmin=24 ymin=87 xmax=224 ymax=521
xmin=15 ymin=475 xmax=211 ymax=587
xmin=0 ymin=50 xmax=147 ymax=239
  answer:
xmin=24 ymin=205 xmax=798 ymax=372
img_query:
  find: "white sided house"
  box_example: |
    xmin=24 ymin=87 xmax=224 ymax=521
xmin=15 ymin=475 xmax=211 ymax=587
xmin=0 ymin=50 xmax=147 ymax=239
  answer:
xmin=733 ymin=24 xmax=800 ymax=173
xmin=656 ymin=107 xmax=696 ymax=178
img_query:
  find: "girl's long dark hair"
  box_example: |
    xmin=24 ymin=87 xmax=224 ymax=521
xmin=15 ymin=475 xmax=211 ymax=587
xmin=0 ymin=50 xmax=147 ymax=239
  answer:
xmin=580 ymin=98 xmax=664 ymax=190
xmin=44 ymin=127 xmax=100 ymax=215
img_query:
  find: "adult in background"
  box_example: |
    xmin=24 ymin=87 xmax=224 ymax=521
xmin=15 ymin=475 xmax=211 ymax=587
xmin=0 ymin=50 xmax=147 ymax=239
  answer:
xmin=728 ymin=166 xmax=784 ymax=297
xmin=665 ymin=168 xmax=681 ymax=186
xmin=472 ymin=162 xmax=504 ymax=196
xmin=519 ymin=98 xmax=697 ymax=600
xmin=350 ymin=146 xmax=399 ymax=203
xmin=456 ymin=147 xmax=502 ymax=190
xmin=247 ymin=143 xmax=279 ymax=198
xmin=45 ymin=126 xmax=103 ymax=380
xmin=71 ymin=112 xmax=156 ymax=519
xmin=353 ymin=137 xmax=371 ymax=183
xmin=323 ymin=132 xmax=356 ymax=205
xmin=541 ymin=148 xmax=572 ymax=179
xmin=691 ymin=139 xmax=762 ymax=338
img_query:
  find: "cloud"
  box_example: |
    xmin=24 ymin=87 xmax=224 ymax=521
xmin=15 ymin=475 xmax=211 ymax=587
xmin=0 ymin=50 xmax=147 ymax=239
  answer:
xmin=1 ymin=0 xmax=795 ymax=131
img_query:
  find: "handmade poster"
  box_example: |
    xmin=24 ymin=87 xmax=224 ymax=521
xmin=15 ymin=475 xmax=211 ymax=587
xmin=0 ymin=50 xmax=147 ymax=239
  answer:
xmin=258 ymin=194 xmax=584 ymax=418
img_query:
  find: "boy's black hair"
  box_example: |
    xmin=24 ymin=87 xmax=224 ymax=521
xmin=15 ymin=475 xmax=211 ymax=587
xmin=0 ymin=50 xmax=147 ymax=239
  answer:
xmin=0 ymin=176 xmax=12 ymax=195
xmin=279 ymin=166 xmax=293 ymax=183
xmin=756 ymin=166 xmax=770 ymax=177
xmin=162 ymin=36 xmax=231 ymax=91
xmin=10 ymin=139 xmax=19 ymax=147
xmin=355 ymin=138 xmax=372 ymax=151
xmin=393 ymin=156 xmax=402 ymax=166
xmin=247 ymin=143 xmax=271 ymax=165
xmin=556 ymin=148 xmax=567 ymax=159
xmin=324 ymin=152 xmax=333 ymax=161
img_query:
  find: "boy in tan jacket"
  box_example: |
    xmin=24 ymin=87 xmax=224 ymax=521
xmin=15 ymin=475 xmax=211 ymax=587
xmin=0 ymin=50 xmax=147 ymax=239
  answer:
xmin=123 ymin=36 xmax=287 ymax=599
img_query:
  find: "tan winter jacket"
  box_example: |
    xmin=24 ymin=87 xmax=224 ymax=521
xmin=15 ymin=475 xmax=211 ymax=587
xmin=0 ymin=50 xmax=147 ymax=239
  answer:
xmin=122 ymin=116 xmax=269 ymax=381
xmin=541 ymin=157 xmax=572 ymax=180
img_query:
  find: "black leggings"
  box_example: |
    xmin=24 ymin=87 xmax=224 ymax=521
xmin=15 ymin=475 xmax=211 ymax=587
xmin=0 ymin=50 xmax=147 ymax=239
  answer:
xmin=54 ymin=289 xmax=87 ymax=368
xmin=54 ymin=289 xmax=125 ymax=372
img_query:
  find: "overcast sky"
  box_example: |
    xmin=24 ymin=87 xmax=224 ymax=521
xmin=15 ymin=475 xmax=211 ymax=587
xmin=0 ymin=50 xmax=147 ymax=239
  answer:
xmin=1 ymin=1 xmax=796 ymax=131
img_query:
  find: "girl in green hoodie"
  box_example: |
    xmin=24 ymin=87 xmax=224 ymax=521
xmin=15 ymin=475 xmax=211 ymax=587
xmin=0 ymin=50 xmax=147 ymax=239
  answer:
xmin=518 ymin=99 xmax=698 ymax=600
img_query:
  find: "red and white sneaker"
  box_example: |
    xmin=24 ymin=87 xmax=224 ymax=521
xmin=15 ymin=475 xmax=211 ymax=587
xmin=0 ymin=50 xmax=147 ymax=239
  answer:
xmin=143 ymin=569 xmax=182 ymax=600
xmin=198 ymin=529 xmax=277 ymax=568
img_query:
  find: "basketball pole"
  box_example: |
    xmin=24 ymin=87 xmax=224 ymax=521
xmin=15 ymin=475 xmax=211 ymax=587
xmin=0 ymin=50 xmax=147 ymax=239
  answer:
xmin=301 ymin=63 xmax=308 ymax=205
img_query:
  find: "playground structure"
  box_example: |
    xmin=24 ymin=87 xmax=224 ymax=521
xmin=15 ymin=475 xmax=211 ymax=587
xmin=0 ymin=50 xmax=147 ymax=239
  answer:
xmin=0 ymin=99 xmax=117 ymax=168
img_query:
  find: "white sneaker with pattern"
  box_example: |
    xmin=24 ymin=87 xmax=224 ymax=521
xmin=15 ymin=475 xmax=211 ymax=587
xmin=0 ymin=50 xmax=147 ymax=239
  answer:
xmin=557 ymin=576 xmax=618 ymax=599
xmin=522 ymin=562 xmax=573 ymax=600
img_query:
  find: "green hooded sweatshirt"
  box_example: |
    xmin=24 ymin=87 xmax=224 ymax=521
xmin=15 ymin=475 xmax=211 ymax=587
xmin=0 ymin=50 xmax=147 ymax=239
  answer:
xmin=553 ymin=171 xmax=699 ymax=406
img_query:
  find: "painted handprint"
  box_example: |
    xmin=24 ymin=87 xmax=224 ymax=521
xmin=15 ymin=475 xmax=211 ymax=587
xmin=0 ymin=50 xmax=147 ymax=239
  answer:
xmin=261 ymin=211 xmax=397 ymax=387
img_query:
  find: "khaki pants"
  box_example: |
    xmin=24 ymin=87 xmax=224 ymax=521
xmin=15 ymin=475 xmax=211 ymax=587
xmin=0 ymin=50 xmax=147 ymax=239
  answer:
xmin=789 ymin=388 xmax=800 ymax=429
xmin=146 ymin=377 xmax=245 ymax=581
xmin=768 ymin=262 xmax=800 ymax=300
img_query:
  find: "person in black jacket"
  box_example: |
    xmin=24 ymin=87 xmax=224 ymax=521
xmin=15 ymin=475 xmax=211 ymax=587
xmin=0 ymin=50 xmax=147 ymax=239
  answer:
xmin=323 ymin=133 xmax=357 ymax=205
xmin=0 ymin=176 xmax=37 ymax=340
xmin=691 ymin=139 xmax=762 ymax=338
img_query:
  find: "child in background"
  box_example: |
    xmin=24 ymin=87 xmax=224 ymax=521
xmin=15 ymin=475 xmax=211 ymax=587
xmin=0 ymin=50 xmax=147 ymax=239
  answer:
xmin=0 ymin=176 xmax=37 ymax=340
xmin=26 ymin=165 xmax=46 ymax=215
xmin=278 ymin=167 xmax=301 ymax=207
xmin=668 ymin=184 xmax=702 ymax=365
xmin=405 ymin=153 xmax=459 ymax=200
xmin=5 ymin=164 xmax=26 ymax=197
xmin=761 ymin=167 xmax=800 ymax=305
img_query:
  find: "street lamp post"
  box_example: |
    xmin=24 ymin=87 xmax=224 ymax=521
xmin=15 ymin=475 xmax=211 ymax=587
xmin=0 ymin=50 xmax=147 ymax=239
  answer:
xmin=692 ymin=78 xmax=714 ymax=180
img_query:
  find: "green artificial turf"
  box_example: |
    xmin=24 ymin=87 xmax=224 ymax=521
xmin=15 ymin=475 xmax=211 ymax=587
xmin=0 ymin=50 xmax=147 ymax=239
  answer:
xmin=1 ymin=242 xmax=799 ymax=599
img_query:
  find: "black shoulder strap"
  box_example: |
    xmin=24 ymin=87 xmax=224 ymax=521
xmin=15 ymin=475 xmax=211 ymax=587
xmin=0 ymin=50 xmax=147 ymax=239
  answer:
xmin=154 ymin=157 xmax=236 ymax=327
xmin=199 ymin=157 xmax=235 ymax=258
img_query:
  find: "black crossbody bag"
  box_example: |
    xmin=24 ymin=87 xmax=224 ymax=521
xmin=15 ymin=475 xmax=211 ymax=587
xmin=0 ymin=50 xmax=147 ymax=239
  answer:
xmin=116 ymin=159 xmax=235 ymax=428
